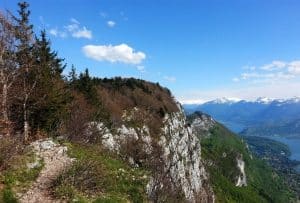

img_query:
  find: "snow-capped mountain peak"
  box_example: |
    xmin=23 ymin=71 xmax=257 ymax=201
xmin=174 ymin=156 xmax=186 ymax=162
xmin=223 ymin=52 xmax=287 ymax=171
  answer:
xmin=254 ymin=97 xmax=300 ymax=105
xmin=210 ymin=97 xmax=242 ymax=104
xmin=181 ymin=97 xmax=300 ymax=106
xmin=254 ymin=97 xmax=274 ymax=104
xmin=287 ymin=96 xmax=300 ymax=103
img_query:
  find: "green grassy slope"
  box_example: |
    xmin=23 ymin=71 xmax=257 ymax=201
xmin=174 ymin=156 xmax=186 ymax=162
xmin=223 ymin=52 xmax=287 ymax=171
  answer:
xmin=0 ymin=149 xmax=43 ymax=203
xmin=200 ymin=123 xmax=295 ymax=203
xmin=52 ymin=142 xmax=149 ymax=203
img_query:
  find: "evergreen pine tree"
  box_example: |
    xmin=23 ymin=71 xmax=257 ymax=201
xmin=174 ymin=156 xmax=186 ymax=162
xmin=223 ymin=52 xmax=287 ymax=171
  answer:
xmin=31 ymin=30 xmax=67 ymax=133
xmin=13 ymin=1 xmax=35 ymax=141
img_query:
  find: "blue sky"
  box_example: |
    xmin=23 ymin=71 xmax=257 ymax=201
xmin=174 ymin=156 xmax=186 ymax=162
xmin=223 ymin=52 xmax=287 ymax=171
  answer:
xmin=1 ymin=0 xmax=300 ymax=103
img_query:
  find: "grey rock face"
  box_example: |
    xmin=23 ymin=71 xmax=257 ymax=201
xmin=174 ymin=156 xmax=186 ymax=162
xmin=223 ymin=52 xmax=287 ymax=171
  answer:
xmin=152 ymin=110 xmax=214 ymax=202
xmin=95 ymin=107 xmax=214 ymax=202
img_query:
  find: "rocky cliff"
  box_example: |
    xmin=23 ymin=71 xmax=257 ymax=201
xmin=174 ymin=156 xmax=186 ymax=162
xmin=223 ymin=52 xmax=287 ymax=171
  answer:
xmin=91 ymin=106 xmax=214 ymax=202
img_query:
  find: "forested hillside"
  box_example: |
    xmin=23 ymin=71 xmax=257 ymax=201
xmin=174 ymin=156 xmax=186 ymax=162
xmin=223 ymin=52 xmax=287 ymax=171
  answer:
xmin=188 ymin=112 xmax=295 ymax=203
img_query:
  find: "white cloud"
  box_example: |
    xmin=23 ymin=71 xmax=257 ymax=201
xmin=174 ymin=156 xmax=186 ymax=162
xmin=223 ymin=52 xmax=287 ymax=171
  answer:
xmin=107 ymin=20 xmax=116 ymax=28
xmin=65 ymin=23 xmax=79 ymax=32
xmin=234 ymin=60 xmax=300 ymax=84
xmin=70 ymin=18 xmax=80 ymax=24
xmin=164 ymin=76 xmax=176 ymax=82
xmin=50 ymin=18 xmax=92 ymax=39
xmin=241 ymin=72 xmax=261 ymax=80
xmin=49 ymin=28 xmax=67 ymax=38
xmin=82 ymin=43 xmax=146 ymax=64
xmin=179 ymin=99 xmax=205 ymax=105
xmin=66 ymin=19 xmax=92 ymax=39
xmin=49 ymin=28 xmax=58 ymax=36
xmin=239 ymin=72 xmax=295 ymax=83
xmin=288 ymin=61 xmax=300 ymax=75
xmin=179 ymin=60 xmax=300 ymax=103
xmin=137 ymin=65 xmax=146 ymax=73
xmin=261 ymin=60 xmax=286 ymax=71
xmin=232 ymin=77 xmax=240 ymax=82
xmin=72 ymin=27 xmax=92 ymax=39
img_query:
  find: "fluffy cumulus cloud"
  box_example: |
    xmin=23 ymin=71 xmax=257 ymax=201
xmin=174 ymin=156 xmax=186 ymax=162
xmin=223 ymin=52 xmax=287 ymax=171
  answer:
xmin=233 ymin=60 xmax=300 ymax=84
xmin=49 ymin=18 xmax=92 ymax=39
xmin=66 ymin=18 xmax=92 ymax=39
xmin=82 ymin=43 xmax=146 ymax=64
xmin=107 ymin=20 xmax=116 ymax=28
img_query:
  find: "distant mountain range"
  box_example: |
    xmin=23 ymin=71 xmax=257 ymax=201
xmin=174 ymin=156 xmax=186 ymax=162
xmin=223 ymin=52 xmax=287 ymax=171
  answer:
xmin=183 ymin=97 xmax=300 ymax=137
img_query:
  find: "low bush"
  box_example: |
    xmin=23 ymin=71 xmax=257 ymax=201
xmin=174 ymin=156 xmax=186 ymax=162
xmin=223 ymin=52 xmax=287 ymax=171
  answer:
xmin=52 ymin=143 xmax=148 ymax=203
xmin=0 ymin=137 xmax=23 ymax=171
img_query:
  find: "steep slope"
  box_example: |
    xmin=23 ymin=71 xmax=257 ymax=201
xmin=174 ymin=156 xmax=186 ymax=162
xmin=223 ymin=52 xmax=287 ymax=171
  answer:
xmin=188 ymin=111 xmax=295 ymax=203
xmin=90 ymin=107 xmax=214 ymax=202
xmin=55 ymin=77 xmax=215 ymax=202
xmin=244 ymin=136 xmax=300 ymax=199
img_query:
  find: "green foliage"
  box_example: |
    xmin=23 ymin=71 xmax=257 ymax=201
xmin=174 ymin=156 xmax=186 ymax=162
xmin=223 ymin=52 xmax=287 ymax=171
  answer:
xmin=0 ymin=148 xmax=43 ymax=203
xmin=244 ymin=136 xmax=291 ymax=156
xmin=200 ymin=123 xmax=295 ymax=203
xmin=1 ymin=2 xmax=68 ymax=138
xmin=2 ymin=151 xmax=43 ymax=188
xmin=29 ymin=30 xmax=68 ymax=134
xmin=0 ymin=187 xmax=18 ymax=203
xmin=52 ymin=143 xmax=149 ymax=203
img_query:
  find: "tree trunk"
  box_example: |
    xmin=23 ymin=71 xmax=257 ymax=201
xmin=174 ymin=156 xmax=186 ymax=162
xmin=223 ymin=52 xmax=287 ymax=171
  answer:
xmin=23 ymin=97 xmax=29 ymax=142
xmin=24 ymin=119 xmax=29 ymax=142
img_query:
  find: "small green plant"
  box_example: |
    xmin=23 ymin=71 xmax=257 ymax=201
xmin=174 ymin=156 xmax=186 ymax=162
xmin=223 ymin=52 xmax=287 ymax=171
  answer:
xmin=1 ymin=187 xmax=18 ymax=203
xmin=1 ymin=149 xmax=44 ymax=203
